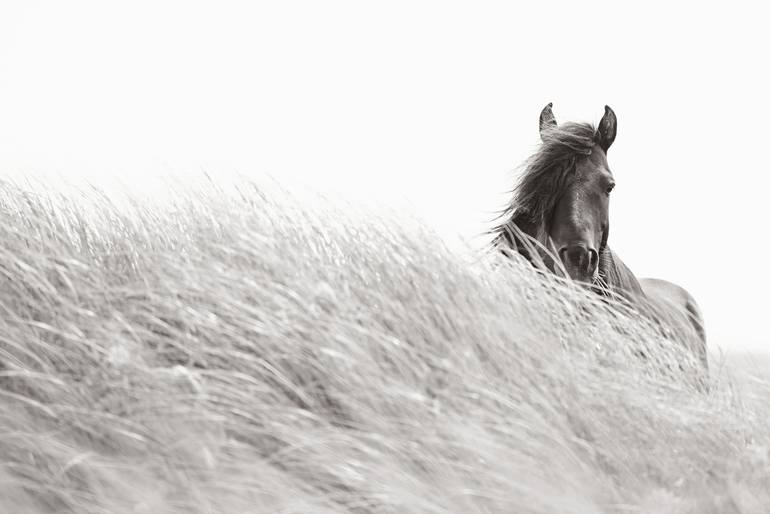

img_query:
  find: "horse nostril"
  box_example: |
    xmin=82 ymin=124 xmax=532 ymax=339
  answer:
xmin=588 ymin=249 xmax=598 ymax=273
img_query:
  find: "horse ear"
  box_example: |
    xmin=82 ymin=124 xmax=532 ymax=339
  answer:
xmin=539 ymin=102 xmax=557 ymax=139
xmin=595 ymin=105 xmax=617 ymax=152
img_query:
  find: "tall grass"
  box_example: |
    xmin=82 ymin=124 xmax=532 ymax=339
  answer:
xmin=0 ymin=175 xmax=766 ymax=513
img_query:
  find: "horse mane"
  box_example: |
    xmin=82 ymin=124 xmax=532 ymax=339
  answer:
xmin=490 ymin=121 xmax=646 ymax=301
xmin=489 ymin=122 xmax=596 ymax=252
xmin=594 ymin=246 xmax=646 ymax=301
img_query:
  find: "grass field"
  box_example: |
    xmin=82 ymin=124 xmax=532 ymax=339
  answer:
xmin=0 ymin=176 xmax=767 ymax=513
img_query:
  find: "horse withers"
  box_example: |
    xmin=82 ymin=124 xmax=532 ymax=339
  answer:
xmin=492 ymin=103 xmax=708 ymax=382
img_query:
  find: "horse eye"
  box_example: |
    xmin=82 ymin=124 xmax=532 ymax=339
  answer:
xmin=605 ymin=183 xmax=615 ymax=195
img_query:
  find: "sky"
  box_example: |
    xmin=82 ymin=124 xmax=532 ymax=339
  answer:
xmin=0 ymin=1 xmax=768 ymax=352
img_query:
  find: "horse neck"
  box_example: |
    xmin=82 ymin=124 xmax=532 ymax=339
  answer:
xmin=598 ymin=247 xmax=646 ymax=301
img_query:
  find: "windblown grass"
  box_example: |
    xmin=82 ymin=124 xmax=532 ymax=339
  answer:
xmin=0 ymin=175 xmax=767 ymax=513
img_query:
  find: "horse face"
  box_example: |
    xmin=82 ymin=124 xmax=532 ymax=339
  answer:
xmin=542 ymin=105 xmax=617 ymax=284
xmin=548 ymin=149 xmax=614 ymax=283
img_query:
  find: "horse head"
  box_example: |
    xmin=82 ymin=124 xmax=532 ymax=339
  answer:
xmin=540 ymin=104 xmax=617 ymax=284
xmin=493 ymin=104 xmax=619 ymax=287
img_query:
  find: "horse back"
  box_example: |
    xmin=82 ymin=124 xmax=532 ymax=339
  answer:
xmin=639 ymin=277 xmax=707 ymax=371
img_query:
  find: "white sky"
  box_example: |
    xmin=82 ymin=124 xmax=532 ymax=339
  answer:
xmin=0 ymin=1 xmax=768 ymax=352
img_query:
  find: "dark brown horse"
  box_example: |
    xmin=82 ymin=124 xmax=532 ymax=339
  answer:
xmin=492 ymin=104 xmax=708 ymax=377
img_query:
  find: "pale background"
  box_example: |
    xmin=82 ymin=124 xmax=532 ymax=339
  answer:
xmin=0 ymin=1 xmax=767 ymax=352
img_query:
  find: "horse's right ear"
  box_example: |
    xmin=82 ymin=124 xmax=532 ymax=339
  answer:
xmin=539 ymin=102 xmax=557 ymax=140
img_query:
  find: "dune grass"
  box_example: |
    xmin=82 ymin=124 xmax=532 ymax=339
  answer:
xmin=0 ymin=175 xmax=767 ymax=513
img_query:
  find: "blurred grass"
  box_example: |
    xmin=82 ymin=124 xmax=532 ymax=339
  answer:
xmin=0 ymin=175 xmax=767 ymax=513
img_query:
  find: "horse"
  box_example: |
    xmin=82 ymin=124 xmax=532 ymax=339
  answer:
xmin=490 ymin=103 xmax=708 ymax=382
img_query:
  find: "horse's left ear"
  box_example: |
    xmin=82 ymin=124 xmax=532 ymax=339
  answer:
xmin=595 ymin=105 xmax=617 ymax=153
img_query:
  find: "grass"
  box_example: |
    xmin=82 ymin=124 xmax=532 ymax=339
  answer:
xmin=0 ymin=175 xmax=767 ymax=513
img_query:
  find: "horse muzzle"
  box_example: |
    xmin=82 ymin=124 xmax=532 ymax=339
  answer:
xmin=559 ymin=244 xmax=598 ymax=283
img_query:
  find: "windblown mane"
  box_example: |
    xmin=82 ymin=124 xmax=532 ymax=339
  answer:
xmin=490 ymin=122 xmax=645 ymax=301
xmin=490 ymin=122 xmax=596 ymax=255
